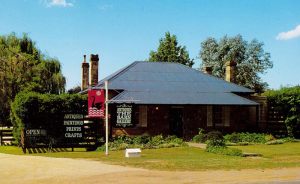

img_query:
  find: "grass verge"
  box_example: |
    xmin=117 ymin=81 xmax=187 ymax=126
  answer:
xmin=0 ymin=142 xmax=300 ymax=171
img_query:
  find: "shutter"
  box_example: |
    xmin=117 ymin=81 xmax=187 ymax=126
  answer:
xmin=224 ymin=106 xmax=230 ymax=127
xmin=207 ymin=106 xmax=213 ymax=127
xmin=139 ymin=106 xmax=148 ymax=127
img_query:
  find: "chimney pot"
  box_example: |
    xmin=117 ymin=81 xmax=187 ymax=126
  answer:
xmin=83 ymin=55 xmax=86 ymax=63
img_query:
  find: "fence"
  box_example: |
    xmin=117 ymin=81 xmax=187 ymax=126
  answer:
xmin=0 ymin=127 xmax=15 ymax=145
xmin=21 ymin=118 xmax=103 ymax=154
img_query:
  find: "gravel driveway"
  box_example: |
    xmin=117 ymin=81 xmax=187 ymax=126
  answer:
xmin=0 ymin=153 xmax=299 ymax=184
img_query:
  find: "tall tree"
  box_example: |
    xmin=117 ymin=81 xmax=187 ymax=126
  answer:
xmin=0 ymin=33 xmax=65 ymax=125
xmin=200 ymin=35 xmax=272 ymax=92
xmin=148 ymin=32 xmax=194 ymax=67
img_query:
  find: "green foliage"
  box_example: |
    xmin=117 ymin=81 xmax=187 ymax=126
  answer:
xmin=67 ymin=86 xmax=82 ymax=94
xmin=226 ymin=142 xmax=251 ymax=146
xmin=206 ymin=146 xmax=243 ymax=156
xmin=148 ymin=32 xmax=194 ymax=67
xmin=0 ymin=33 xmax=65 ymax=126
xmin=203 ymin=131 xmax=243 ymax=156
xmin=264 ymin=86 xmax=300 ymax=138
xmin=224 ymin=132 xmax=240 ymax=143
xmin=10 ymin=92 xmax=87 ymax=143
xmin=281 ymin=137 xmax=299 ymax=143
xmin=98 ymin=135 xmax=187 ymax=151
xmin=199 ymin=35 xmax=272 ymax=92
xmin=224 ymin=132 xmax=275 ymax=144
xmin=192 ymin=128 xmax=207 ymax=143
xmin=205 ymin=131 xmax=226 ymax=148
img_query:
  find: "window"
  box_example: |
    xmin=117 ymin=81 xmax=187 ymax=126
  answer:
xmin=138 ymin=106 xmax=147 ymax=127
xmin=213 ymin=106 xmax=223 ymax=127
xmin=207 ymin=106 xmax=230 ymax=127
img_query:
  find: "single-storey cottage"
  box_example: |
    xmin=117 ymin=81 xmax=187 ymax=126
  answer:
xmin=82 ymin=54 xmax=262 ymax=139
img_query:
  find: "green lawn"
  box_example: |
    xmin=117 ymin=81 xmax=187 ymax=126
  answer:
xmin=0 ymin=143 xmax=300 ymax=171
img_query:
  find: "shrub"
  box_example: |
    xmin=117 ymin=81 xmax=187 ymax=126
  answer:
xmin=224 ymin=132 xmax=241 ymax=143
xmin=132 ymin=135 xmax=151 ymax=145
xmin=265 ymin=134 xmax=276 ymax=142
xmin=149 ymin=135 xmax=165 ymax=146
xmin=206 ymin=131 xmax=225 ymax=147
xmin=204 ymin=131 xmax=242 ymax=156
xmin=192 ymin=128 xmax=207 ymax=143
xmin=98 ymin=135 xmax=187 ymax=151
xmin=224 ymin=132 xmax=274 ymax=144
xmin=280 ymin=137 xmax=299 ymax=142
xmin=206 ymin=146 xmax=243 ymax=156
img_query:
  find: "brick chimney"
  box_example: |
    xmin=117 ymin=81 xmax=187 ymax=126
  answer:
xmin=203 ymin=66 xmax=212 ymax=75
xmin=89 ymin=54 xmax=99 ymax=87
xmin=81 ymin=55 xmax=89 ymax=90
xmin=225 ymin=60 xmax=237 ymax=83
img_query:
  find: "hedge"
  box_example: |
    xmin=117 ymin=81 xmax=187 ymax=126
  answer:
xmin=10 ymin=91 xmax=87 ymax=143
xmin=264 ymin=86 xmax=300 ymax=138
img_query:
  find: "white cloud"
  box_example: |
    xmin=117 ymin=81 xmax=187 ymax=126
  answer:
xmin=276 ymin=25 xmax=300 ymax=40
xmin=47 ymin=0 xmax=73 ymax=7
xmin=98 ymin=4 xmax=113 ymax=11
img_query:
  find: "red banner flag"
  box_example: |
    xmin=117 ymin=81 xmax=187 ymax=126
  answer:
xmin=88 ymin=89 xmax=105 ymax=118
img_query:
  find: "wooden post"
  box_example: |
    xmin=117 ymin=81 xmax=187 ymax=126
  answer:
xmin=0 ymin=130 xmax=2 ymax=146
xmin=21 ymin=129 xmax=26 ymax=154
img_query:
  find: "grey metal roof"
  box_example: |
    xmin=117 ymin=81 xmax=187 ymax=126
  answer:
xmin=94 ymin=61 xmax=257 ymax=105
xmin=110 ymin=91 xmax=257 ymax=105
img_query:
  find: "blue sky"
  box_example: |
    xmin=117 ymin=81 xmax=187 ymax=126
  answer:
xmin=1 ymin=0 xmax=299 ymax=90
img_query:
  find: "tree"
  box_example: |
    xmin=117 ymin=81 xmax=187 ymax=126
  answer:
xmin=199 ymin=35 xmax=272 ymax=92
xmin=0 ymin=33 xmax=65 ymax=125
xmin=148 ymin=32 xmax=194 ymax=67
xmin=67 ymin=85 xmax=81 ymax=94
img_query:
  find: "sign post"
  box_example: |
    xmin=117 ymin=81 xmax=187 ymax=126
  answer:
xmin=105 ymin=80 xmax=109 ymax=156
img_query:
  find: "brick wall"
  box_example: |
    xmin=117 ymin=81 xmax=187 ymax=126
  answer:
xmin=110 ymin=104 xmax=258 ymax=139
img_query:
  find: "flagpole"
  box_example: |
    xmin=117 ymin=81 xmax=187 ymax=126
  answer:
xmin=105 ymin=80 xmax=109 ymax=156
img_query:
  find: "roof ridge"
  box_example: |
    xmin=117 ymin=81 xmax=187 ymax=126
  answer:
xmin=95 ymin=61 xmax=140 ymax=87
xmin=107 ymin=61 xmax=139 ymax=82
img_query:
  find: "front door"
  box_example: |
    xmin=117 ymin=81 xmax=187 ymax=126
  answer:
xmin=169 ymin=107 xmax=183 ymax=137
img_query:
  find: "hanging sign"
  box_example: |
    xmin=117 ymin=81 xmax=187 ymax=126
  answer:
xmin=114 ymin=104 xmax=134 ymax=127
xmin=88 ymin=89 xmax=105 ymax=118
